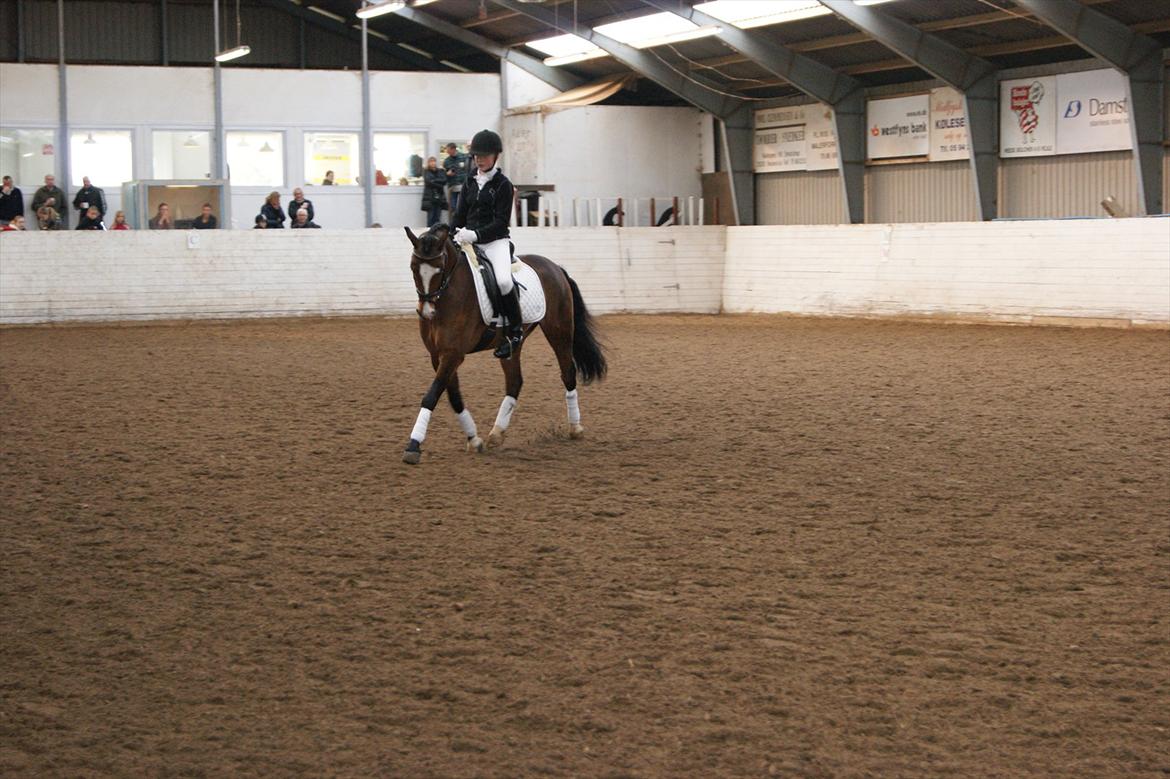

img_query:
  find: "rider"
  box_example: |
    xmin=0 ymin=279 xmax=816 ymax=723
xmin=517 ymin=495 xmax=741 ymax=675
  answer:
xmin=451 ymin=129 xmax=522 ymax=359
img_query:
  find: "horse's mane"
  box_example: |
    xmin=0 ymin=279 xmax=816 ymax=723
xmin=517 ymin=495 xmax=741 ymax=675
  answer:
xmin=418 ymin=225 xmax=449 ymax=257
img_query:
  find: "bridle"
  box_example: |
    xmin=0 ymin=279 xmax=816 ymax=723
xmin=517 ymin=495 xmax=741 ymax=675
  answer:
xmin=412 ymin=238 xmax=456 ymax=306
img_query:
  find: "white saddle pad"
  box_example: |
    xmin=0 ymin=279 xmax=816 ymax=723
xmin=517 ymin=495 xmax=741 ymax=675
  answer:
xmin=461 ymin=244 xmax=547 ymax=327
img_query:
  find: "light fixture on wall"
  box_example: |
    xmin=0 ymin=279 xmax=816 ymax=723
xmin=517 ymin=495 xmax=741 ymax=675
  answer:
xmin=259 ymin=142 xmax=275 ymax=153
xmin=183 ymin=135 xmax=200 ymax=148
xmin=356 ymin=1 xmax=405 ymax=20
xmin=84 ymin=133 xmax=97 ymax=145
xmin=214 ymin=0 xmax=251 ymax=63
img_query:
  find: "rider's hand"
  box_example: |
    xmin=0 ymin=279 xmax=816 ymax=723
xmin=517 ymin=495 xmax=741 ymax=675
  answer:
xmin=454 ymin=227 xmax=477 ymax=244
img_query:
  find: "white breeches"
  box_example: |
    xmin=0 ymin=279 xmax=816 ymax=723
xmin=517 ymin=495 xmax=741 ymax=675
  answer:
xmin=478 ymin=238 xmax=513 ymax=295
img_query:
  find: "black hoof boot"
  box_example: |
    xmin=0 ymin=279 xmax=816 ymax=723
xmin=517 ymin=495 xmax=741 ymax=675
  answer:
xmin=402 ymin=438 xmax=422 ymax=465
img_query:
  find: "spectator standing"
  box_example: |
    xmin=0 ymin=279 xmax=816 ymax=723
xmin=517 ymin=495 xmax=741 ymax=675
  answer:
xmin=321 ymin=170 xmax=335 ymax=186
xmin=2 ymin=214 xmax=27 ymax=231
xmin=32 ymin=174 xmax=67 ymax=229
xmin=290 ymin=208 xmax=320 ymax=229
xmin=149 ymin=203 xmax=174 ymax=229
xmin=73 ymin=176 xmax=106 ymax=221
xmin=111 ymin=211 xmax=130 ymax=230
xmin=261 ymin=191 xmax=286 ymax=228
xmin=76 ymin=206 xmax=104 ymax=230
xmin=442 ymin=143 xmax=469 ymax=213
xmin=192 ymin=203 xmax=218 ymax=229
xmin=421 ymin=156 xmax=446 ymax=228
xmin=0 ymin=175 xmax=24 ymax=227
xmin=288 ymin=188 xmax=314 ymax=223
xmin=253 ymin=215 xmax=267 ymax=229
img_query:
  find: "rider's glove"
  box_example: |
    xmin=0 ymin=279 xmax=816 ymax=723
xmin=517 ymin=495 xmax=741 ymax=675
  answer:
xmin=454 ymin=227 xmax=477 ymax=244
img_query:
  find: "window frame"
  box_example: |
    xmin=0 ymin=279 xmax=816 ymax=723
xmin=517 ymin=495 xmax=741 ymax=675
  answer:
xmin=372 ymin=128 xmax=430 ymax=188
xmin=224 ymin=128 xmax=288 ymax=190
xmin=150 ymin=128 xmax=215 ymax=180
xmin=68 ymin=127 xmax=137 ymax=188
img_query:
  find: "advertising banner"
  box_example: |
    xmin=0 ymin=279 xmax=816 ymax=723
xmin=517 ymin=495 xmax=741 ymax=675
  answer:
xmin=804 ymin=105 xmax=839 ymax=171
xmin=867 ymin=94 xmax=929 ymax=159
xmin=929 ymin=87 xmax=969 ymax=161
xmin=754 ymin=125 xmax=807 ymax=173
xmin=1000 ymin=76 xmax=1056 ymax=157
xmin=755 ymin=105 xmax=807 ymax=130
xmin=1055 ymin=69 xmax=1132 ymax=154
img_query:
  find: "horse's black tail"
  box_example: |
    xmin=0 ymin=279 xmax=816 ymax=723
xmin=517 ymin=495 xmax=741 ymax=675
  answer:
xmin=563 ymin=270 xmax=607 ymax=384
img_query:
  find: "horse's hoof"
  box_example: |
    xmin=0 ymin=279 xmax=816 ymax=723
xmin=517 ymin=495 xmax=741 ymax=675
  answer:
xmin=467 ymin=436 xmax=485 ymax=453
xmin=486 ymin=426 xmax=506 ymax=448
xmin=569 ymin=424 xmax=586 ymax=439
xmin=403 ymin=439 xmax=422 ymax=464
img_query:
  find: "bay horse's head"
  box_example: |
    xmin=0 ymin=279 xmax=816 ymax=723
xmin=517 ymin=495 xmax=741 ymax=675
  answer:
xmin=405 ymin=224 xmax=456 ymax=320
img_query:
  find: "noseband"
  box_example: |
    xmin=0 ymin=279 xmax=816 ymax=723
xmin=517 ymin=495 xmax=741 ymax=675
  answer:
xmin=413 ymin=240 xmax=455 ymax=305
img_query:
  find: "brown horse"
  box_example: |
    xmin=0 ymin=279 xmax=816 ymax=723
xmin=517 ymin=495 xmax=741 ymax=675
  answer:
xmin=402 ymin=224 xmax=607 ymax=464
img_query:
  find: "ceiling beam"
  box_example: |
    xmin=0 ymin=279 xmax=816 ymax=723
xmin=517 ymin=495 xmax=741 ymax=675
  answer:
xmin=487 ymin=0 xmax=754 ymax=225
xmin=821 ymin=0 xmax=1000 ymax=221
xmin=393 ymin=5 xmax=585 ymax=91
xmin=1012 ymin=0 xmax=1164 ymax=216
xmin=259 ymin=0 xmax=446 ymax=71
xmin=642 ymin=0 xmax=865 ymax=223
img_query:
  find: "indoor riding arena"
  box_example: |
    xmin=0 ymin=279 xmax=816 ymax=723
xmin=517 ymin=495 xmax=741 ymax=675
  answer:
xmin=2 ymin=1 xmax=1169 ymax=777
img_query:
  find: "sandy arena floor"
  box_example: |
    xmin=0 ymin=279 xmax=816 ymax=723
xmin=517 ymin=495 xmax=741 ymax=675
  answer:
xmin=1 ymin=314 xmax=1168 ymax=778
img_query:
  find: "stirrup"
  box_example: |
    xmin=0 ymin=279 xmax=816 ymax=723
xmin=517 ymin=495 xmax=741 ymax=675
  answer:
xmin=493 ymin=328 xmax=523 ymax=359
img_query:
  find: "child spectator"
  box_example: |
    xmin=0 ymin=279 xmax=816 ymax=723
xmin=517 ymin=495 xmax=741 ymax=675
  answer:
xmin=36 ymin=203 xmax=61 ymax=231
xmin=76 ymin=205 xmax=104 ymax=230
xmin=111 ymin=211 xmax=130 ymax=230
xmin=253 ymin=215 xmax=267 ymax=229
xmin=1 ymin=214 xmax=26 ymax=231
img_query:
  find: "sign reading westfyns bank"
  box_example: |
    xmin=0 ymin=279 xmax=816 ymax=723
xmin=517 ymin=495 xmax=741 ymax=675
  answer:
xmin=867 ymin=94 xmax=929 ymax=159
xmin=1055 ymin=69 xmax=1132 ymax=154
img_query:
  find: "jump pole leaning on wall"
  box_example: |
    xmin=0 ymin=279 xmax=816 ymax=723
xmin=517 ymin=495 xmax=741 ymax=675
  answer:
xmin=57 ymin=0 xmax=69 ymax=201
xmin=360 ymin=15 xmax=373 ymax=228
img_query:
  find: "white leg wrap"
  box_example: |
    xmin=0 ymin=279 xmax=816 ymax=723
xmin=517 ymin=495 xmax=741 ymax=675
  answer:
xmin=410 ymin=407 xmax=432 ymax=443
xmin=494 ymin=395 xmax=518 ymax=431
xmin=456 ymin=409 xmax=478 ymax=438
xmin=565 ymin=389 xmax=581 ymax=426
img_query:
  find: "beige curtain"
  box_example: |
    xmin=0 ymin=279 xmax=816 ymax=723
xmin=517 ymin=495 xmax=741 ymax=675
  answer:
xmin=505 ymin=74 xmax=637 ymax=116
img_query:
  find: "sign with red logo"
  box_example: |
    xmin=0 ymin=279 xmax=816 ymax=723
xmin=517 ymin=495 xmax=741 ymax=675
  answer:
xmin=1000 ymin=76 xmax=1055 ymax=157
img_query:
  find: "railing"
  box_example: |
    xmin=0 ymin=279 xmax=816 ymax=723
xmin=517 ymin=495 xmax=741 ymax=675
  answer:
xmin=510 ymin=194 xmax=711 ymax=228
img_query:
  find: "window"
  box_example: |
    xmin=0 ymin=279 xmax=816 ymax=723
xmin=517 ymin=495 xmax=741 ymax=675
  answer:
xmin=304 ymin=132 xmax=360 ymax=186
xmin=152 ymin=131 xmax=212 ymax=180
xmin=0 ymin=129 xmax=57 ymax=186
xmin=225 ymin=131 xmax=284 ymax=187
xmin=374 ymin=132 xmax=426 ymax=186
xmin=70 ymin=130 xmax=134 ymax=187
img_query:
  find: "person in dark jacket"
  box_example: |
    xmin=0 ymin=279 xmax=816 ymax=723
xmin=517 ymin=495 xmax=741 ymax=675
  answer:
xmin=442 ymin=142 xmax=469 ymax=213
xmin=32 ymin=174 xmax=67 ymax=229
xmin=192 ymin=203 xmax=218 ymax=229
xmin=0 ymin=175 xmax=24 ymax=226
xmin=421 ymin=156 xmax=447 ymax=228
xmin=149 ymin=202 xmax=174 ymax=229
xmin=253 ymin=215 xmax=267 ymax=229
xmin=450 ymin=129 xmax=521 ymax=359
xmin=76 ymin=205 xmax=104 ymax=230
xmin=290 ymin=208 xmax=320 ymax=229
xmin=289 ymin=188 xmax=314 ymax=222
xmin=73 ymin=176 xmax=106 ymax=220
xmin=261 ymin=191 xmax=286 ymax=228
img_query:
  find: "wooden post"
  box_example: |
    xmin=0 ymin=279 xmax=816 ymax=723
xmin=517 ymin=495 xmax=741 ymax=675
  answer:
xmin=672 ymin=196 xmax=679 ymax=225
xmin=616 ymin=197 xmax=623 ymax=227
xmin=649 ymin=197 xmax=656 ymax=227
xmin=713 ymin=197 xmax=720 ymax=225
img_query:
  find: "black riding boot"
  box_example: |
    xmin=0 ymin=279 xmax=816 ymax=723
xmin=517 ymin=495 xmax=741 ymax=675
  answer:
xmin=493 ymin=287 xmax=524 ymax=359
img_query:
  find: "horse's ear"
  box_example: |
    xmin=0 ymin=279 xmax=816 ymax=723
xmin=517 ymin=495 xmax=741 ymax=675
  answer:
xmin=404 ymin=226 xmax=420 ymax=248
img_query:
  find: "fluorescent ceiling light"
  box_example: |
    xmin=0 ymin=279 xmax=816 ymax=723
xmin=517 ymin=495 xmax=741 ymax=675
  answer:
xmin=594 ymin=11 xmax=705 ymax=48
xmin=694 ymin=0 xmax=897 ymax=29
xmin=356 ymin=1 xmax=405 ymax=19
xmin=525 ymin=33 xmax=602 ymax=59
xmin=543 ymin=50 xmax=609 ymax=67
xmin=635 ymin=25 xmax=721 ymax=48
xmin=397 ymin=42 xmax=433 ymax=57
xmin=413 ymin=0 xmax=438 ymax=5
xmin=440 ymin=59 xmax=472 ymax=72
xmin=215 ymin=44 xmax=251 ymax=62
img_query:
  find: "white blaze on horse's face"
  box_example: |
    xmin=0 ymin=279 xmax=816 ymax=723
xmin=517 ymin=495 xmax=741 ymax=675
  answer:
xmin=417 ymin=261 xmax=442 ymax=320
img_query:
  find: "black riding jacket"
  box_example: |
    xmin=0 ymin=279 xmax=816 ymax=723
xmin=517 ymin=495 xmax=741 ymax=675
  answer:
xmin=451 ymin=168 xmax=512 ymax=244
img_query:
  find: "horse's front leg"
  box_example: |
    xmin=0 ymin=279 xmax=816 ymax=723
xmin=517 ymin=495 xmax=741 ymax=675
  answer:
xmin=403 ymin=352 xmax=465 ymax=464
xmin=447 ymin=370 xmax=485 ymax=453
xmin=487 ymin=352 xmax=523 ymax=449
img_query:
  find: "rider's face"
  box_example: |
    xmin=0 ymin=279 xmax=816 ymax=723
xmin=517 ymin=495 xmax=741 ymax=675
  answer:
xmin=473 ymin=153 xmax=496 ymax=173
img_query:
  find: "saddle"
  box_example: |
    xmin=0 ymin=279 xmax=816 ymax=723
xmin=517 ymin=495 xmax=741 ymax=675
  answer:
xmin=472 ymin=241 xmax=515 ymax=319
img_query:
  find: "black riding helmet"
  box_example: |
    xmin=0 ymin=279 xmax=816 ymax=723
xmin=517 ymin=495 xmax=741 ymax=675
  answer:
xmin=468 ymin=129 xmax=503 ymax=157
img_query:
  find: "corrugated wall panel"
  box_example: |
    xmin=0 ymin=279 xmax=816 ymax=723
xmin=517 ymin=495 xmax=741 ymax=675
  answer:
xmin=21 ymin=0 xmax=58 ymax=62
xmin=304 ymin=24 xmax=360 ymax=72
xmin=238 ymin=5 xmax=299 ymax=68
xmin=65 ymin=1 xmax=159 ymax=64
xmin=1162 ymin=150 xmax=1168 ymax=215
xmin=168 ymin=3 xmax=214 ymax=65
xmin=0 ymin=2 xmax=16 ymax=61
xmin=1000 ymin=151 xmax=1139 ymax=219
xmin=755 ymin=170 xmax=845 ymax=225
xmin=866 ymin=160 xmax=978 ymax=223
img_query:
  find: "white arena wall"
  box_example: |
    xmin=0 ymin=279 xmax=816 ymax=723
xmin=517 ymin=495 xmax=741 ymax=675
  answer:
xmin=0 ymin=220 xmax=1166 ymax=327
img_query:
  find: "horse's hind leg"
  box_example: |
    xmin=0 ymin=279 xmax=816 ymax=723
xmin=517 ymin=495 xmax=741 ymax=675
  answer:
xmin=541 ymin=320 xmax=586 ymax=440
xmin=486 ymin=351 xmax=523 ymax=448
xmin=447 ymin=371 xmax=485 ymax=453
